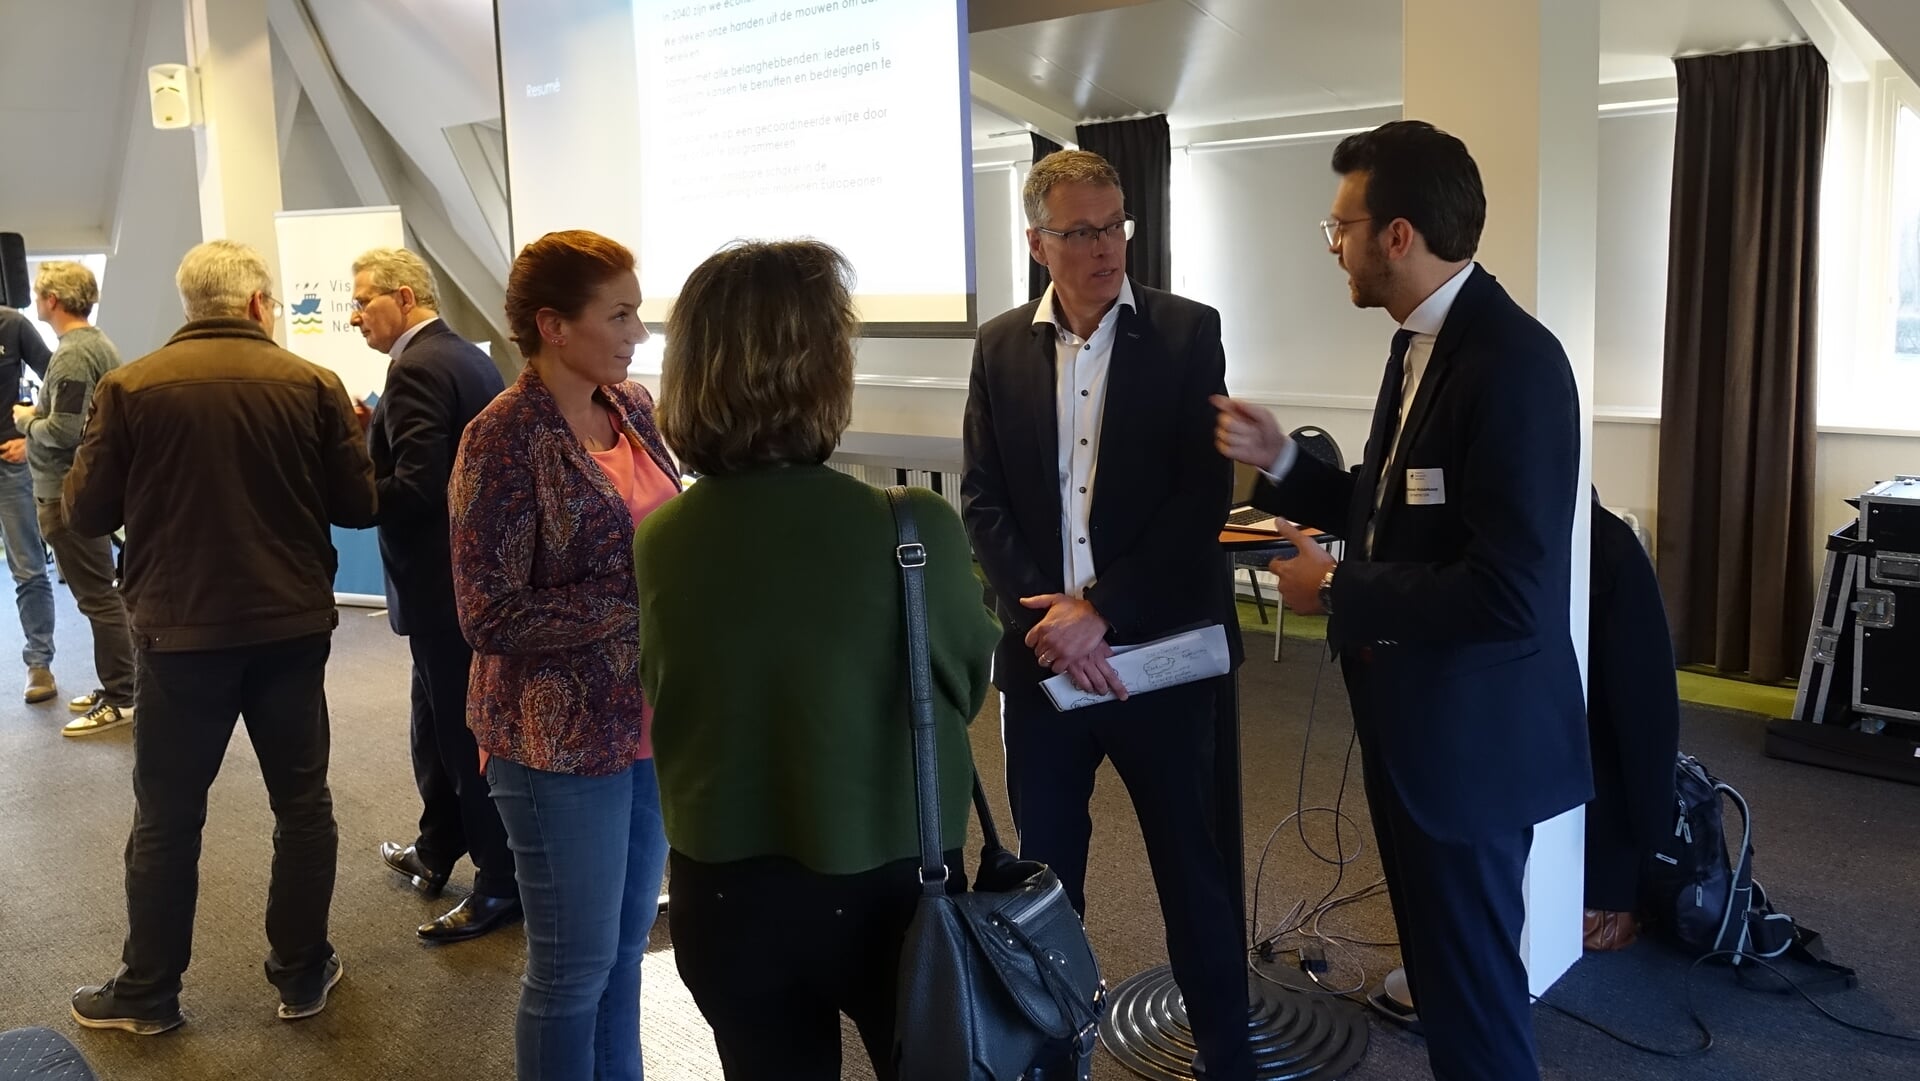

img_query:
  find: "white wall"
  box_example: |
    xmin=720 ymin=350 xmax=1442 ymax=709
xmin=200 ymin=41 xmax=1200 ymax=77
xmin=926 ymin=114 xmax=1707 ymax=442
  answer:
xmin=97 ymin=0 xmax=205 ymax=359
xmin=281 ymin=96 xmax=360 ymax=212
xmin=851 ymin=101 xmax=1920 ymax=589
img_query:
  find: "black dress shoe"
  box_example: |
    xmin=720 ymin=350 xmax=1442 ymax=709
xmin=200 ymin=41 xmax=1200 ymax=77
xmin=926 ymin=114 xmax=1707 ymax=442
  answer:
xmin=379 ymin=841 xmax=449 ymax=897
xmin=419 ymin=893 xmax=523 ymax=943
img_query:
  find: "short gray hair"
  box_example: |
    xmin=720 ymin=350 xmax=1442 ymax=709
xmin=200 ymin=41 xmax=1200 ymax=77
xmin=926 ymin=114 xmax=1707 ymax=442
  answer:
xmin=1023 ymin=149 xmax=1124 ymax=227
xmin=176 ymin=240 xmax=274 ymax=321
xmin=351 ymin=246 xmax=439 ymax=311
xmin=34 ymin=261 xmax=98 ymax=319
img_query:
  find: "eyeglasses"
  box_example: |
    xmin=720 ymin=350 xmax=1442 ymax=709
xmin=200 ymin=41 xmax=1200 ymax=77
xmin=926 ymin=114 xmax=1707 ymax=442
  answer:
xmin=1035 ymin=217 xmax=1135 ymax=249
xmin=1320 ymin=216 xmax=1373 ymax=246
xmin=260 ymin=294 xmax=284 ymax=320
xmin=350 ymin=289 xmax=395 ymax=314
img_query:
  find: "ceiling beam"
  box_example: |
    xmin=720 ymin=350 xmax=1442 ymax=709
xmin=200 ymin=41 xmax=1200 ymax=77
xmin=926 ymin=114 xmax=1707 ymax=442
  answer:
xmin=271 ymin=32 xmax=304 ymax=161
xmin=970 ymin=72 xmax=1080 ymax=147
xmin=969 ymin=0 xmax=1155 ymax=33
xmin=102 ymin=0 xmax=155 ymax=256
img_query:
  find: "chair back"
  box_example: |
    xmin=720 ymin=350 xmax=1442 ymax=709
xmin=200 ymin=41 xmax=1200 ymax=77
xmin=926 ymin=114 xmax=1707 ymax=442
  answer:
xmin=1289 ymin=426 xmax=1345 ymax=472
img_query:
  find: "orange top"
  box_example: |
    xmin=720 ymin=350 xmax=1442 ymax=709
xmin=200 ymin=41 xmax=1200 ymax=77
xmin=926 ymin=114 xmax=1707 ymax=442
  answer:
xmin=589 ymin=410 xmax=679 ymax=760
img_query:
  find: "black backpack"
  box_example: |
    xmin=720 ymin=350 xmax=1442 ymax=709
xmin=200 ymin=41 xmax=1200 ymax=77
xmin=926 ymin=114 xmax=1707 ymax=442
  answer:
xmin=1642 ymin=754 xmax=1854 ymax=982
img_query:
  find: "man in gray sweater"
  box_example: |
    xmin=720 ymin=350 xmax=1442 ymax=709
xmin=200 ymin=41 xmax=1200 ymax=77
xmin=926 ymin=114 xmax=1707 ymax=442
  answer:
xmin=14 ymin=261 xmax=135 ymax=735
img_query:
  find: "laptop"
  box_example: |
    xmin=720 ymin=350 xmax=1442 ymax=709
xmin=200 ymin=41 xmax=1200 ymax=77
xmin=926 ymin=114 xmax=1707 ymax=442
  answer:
xmin=1224 ymin=461 xmax=1289 ymax=534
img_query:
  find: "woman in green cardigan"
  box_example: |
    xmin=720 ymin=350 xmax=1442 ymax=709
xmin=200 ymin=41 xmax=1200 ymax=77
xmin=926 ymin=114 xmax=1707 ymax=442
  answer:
xmin=635 ymin=239 xmax=997 ymax=1080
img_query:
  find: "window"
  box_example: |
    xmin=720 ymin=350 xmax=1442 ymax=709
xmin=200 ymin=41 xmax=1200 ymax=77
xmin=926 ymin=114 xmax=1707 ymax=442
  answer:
xmin=1892 ymin=103 xmax=1920 ymax=359
xmin=1819 ymin=65 xmax=1920 ymax=431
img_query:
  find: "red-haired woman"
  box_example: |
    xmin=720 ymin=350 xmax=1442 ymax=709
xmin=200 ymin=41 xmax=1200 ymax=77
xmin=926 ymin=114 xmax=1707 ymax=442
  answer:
xmin=449 ymin=230 xmax=677 ymax=1080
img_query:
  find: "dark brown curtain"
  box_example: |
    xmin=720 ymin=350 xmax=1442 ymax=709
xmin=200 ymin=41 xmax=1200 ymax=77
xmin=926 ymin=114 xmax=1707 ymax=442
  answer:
xmin=1656 ymin=44 xmax=1826 ymax=684
xmin=1028 ymin=132 xmax=1064 ymax=301
xmin=1074 ymin=114 xmax=1171 ymax=290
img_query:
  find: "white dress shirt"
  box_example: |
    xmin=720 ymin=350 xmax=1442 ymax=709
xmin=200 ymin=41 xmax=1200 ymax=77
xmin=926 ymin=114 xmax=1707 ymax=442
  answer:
xmin=1268 ymin=263 xmax=1477 ymax=554
xmin=389 ymin=315 xmax=440 ymax=361
xmin=1035 ymin=277 xmax=1136 ymax=598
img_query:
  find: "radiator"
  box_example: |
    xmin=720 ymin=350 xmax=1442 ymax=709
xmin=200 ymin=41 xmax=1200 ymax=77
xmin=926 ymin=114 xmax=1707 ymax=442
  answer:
xmin=829 ymin=464 xmax=966 ymax=517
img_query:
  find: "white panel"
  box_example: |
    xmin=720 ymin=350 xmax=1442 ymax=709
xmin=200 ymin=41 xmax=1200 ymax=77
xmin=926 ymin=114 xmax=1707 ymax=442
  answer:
xmin=1595 ymin=111 xmax=1675 ymax=413
xmin=1181 ymin=137 xmax=1389 ymax=416
xmin=972 ymin=164 xmax=1021 ymax=324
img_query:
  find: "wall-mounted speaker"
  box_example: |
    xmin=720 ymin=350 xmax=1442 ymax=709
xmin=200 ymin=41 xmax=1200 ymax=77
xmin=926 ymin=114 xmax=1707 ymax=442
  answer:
xmin=148 ymin=63 xmax=198 ymax=130
xmin=0 ymin=234 xmax=27 ymax=310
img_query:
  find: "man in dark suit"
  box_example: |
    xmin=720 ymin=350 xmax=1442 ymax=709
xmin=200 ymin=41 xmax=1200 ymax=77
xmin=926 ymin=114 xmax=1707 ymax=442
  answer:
xmin=1584 ymin=494 xmax=1678 ymax=950
xmin=1215 ymin=121 xmax=1589 ymax=1081
xmin=350 ymin=247 xmax=517 ymax=941
xmin=963 ymin=149 xmax=1252 ymax=1081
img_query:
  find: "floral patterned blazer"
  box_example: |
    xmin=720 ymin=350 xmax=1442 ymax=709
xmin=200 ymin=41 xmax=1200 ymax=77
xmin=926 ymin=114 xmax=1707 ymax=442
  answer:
xmin=449 ymin=367 xmax=678 ymax=776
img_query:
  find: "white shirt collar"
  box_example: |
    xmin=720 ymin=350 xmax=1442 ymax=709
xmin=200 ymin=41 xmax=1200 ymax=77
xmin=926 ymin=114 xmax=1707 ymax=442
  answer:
xmin=1399 ymin=262 xmax=1476 ymax=338
xmin=1031 ymin=277 xmax=1137 ymax=335
xmin=389 ymin=315 xmax=440 ymax=361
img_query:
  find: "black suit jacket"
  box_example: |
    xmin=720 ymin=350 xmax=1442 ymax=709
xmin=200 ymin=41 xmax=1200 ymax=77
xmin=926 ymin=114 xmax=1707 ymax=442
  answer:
xmin=1252 ymin=266 xmax=1590 ymax=840
xmin=1588 ymin=493 xmax=1680 ymax=849
xmin=962 ymin=282 xmax=1242 ymax=691
xmin=371 ymin=320 xmax=505 ymax=636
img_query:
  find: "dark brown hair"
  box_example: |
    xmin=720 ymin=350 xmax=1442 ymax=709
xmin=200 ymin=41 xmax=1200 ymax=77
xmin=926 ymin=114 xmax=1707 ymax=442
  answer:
xmin=504 ymin=230 xmax=637 ymax=359
xmin=1330 ymin=121 xmax=1486 ymax=263
xmin=658 ymin=240 xmax=858 ymax=475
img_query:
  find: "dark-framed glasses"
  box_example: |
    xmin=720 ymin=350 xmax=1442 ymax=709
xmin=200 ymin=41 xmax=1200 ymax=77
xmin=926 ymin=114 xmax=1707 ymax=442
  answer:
xmin=1036 ymin=217 xmax=1135 ymax=249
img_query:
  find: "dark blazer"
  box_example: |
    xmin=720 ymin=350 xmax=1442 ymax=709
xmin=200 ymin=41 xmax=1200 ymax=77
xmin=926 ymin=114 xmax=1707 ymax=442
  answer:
xmin=371 ymin=319 xmax=505 ymax=636
xmin=962 ymin=282 xmax=1241 ymax=689
xmin=1252 ymin=266 xmax=1590 ymax=840
xmin=1588 ymin=493 xmax=1680 ymax=850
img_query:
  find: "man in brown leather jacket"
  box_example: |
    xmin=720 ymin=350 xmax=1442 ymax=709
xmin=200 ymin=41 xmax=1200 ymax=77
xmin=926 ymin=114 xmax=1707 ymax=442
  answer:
xmin=62 ymin=239 xmax=376 ymax=1034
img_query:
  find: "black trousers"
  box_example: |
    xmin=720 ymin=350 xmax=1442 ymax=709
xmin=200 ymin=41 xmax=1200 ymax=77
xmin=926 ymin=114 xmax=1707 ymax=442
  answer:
xmin=1001 ymin=678 xmax=1253 ymax=1081
xmin=1360 ymin=745 xmax=1539 ymax=1081
xmin=114 ymin=634 xmax=338 ymax=1009
xmin=667 ymin=849 xmax=954 ymax=1081
xmin=1584 ymin=753 xmax=1644 ymax=913
xmin=407 ymin=625 xmax=515 ymax=898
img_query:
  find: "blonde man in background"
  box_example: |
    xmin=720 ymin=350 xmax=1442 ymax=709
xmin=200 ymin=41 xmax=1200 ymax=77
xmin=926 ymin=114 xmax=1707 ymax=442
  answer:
xmin=14 ymin=261 xmax=135 ymax=735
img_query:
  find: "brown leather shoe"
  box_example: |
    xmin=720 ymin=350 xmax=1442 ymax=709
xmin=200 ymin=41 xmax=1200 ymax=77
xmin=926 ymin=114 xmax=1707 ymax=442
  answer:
xmin=25 ymin=666 xmax=56 ymax=704
xmin=1583 ymin=909 xmax=1640 ymax=951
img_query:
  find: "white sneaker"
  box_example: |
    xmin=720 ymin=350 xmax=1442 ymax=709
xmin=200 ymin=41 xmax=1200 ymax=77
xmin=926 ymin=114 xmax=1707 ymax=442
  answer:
xmin=63 ymin=700 xmax=133 ymax=737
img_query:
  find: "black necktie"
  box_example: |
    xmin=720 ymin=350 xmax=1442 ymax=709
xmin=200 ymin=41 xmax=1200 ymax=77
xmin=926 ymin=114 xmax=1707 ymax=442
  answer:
xmin=1358 ymin=329 xmax=1416 ymax=552
xmin=1364 ymin=330 xmax=1416 ymax=481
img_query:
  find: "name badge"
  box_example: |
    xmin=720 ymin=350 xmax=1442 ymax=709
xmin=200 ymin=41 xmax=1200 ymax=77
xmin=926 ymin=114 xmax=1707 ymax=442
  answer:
xmin=1406 ymin=468 xmax=1445 ymax=505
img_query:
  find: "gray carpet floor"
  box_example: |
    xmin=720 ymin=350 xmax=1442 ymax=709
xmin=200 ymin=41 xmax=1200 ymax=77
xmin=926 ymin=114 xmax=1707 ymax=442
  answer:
xmin=1 ymin=589 xmax=1917 ymax=1079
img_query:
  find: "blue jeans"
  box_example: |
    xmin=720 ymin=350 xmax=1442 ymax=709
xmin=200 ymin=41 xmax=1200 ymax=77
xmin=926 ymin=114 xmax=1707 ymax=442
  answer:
xmin=488 ymin=756 xmax=667 ymax=1081
xmin=0 ymin=460 xmax=53 ymax=668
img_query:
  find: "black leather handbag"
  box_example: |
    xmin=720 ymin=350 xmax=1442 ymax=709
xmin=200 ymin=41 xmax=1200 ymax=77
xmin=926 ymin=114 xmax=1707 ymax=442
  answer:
xmin=885 ymin=487 xmax=1106 ymax=1081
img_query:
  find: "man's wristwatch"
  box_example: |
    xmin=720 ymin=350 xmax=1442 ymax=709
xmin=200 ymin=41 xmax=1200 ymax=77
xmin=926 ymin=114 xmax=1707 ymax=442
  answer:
xmin=1318 ymin=566 xmax=1337 ymax=615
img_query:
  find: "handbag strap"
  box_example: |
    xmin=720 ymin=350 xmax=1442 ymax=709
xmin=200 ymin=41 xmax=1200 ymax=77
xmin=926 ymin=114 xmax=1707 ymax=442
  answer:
xmin=886 ymin=486 xmax=949 ymax=896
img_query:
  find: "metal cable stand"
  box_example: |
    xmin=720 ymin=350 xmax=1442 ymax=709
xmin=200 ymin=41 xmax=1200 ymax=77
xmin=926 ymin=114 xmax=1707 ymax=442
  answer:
xmin=1099 ymin=965 xmax=1368 ymax=1080
xmin=1098 ymin=679 xmax=1370 ymax=1080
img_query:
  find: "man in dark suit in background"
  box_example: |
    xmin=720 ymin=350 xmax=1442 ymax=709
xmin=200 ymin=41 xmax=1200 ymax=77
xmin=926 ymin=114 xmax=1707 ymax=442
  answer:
xmin=1583 ymin=494 xmax=1678 ymax=951
xmin=963 ymin=149 xmax=1252 ymax=1081
xmin=1215 ymin=121 xmax=1589 ymax=1081
xmin=350 ymin=247 xmax=517 ymax=942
